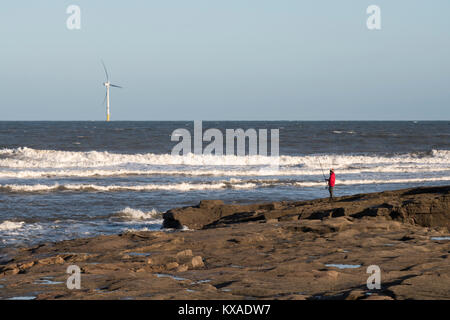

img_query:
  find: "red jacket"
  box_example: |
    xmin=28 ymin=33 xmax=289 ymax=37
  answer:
xmin=329 ymin=172 xmax=335 ymax=187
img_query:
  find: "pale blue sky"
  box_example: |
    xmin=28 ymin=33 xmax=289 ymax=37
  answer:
xmin=0 ymin=1 xmax=449 ymax=120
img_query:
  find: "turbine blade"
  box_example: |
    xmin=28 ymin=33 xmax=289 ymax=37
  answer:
xmin=101 ymin=60 xmax=109 ymax=82
xmin=102 ymin=90 xmax=107 ymax=105
xmin=110 ymin=84 xmax=123 ymax=88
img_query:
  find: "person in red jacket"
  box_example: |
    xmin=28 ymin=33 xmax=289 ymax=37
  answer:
xmin=327 ymin=169 xmax=335 ymax=201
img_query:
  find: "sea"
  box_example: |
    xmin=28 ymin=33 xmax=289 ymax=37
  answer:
xmin=0 ymin=121 xmax=449 ymax=248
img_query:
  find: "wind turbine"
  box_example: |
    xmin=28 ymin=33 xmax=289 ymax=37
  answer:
xmin=102 ymin=61 xmax=122 ymax=121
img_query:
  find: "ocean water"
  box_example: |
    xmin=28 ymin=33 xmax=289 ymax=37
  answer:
xmin=0 ymin=121 xmax=449 ymax=248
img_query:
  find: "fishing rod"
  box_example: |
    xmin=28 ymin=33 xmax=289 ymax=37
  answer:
xmin=318 ymin=157 xmax=328 ymax=189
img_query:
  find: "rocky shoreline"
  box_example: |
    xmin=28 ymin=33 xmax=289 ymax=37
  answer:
xmin=0 ymin=185 xmax=449 ymax=300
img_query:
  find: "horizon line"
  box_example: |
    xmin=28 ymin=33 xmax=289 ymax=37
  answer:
xmin=0 ymin=120 xmax=449 ymax=122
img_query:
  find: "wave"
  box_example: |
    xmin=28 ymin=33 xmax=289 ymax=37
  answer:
xmin=333 ymin=130 xmax=356 ymax=134
xmin=113 ymin=207 xmax=160 ymax=220
xmin=0 ymin=221 xmax=24 ymax=231
xmin=0 ymin=147 xmax=449 ymax=170
xmin=1 ymin=176 xmax=449 ymax=193
xmin=0 ymin=147 xmax=281 ymax=168
xmin=0 ymin=165 xmax=449 ymax=179
xmin=0 ymin=181 xmax=259 ymax=193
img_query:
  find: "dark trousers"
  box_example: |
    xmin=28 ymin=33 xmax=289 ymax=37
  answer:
xmin=329 ymin=186 xmax=334 ymax=200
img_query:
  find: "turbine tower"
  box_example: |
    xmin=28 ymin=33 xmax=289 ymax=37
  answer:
xmin=102 ymin=61 xmax=122 ymax=121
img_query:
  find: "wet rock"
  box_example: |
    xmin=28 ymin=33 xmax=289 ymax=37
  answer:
xmin=346 ymin=290 xmax=366 ymax=300
xmin=190 ymin=256 xmax=204 ymax=269
xmin=364 ymin=295 xmax=394 ymax=300
xmin=278 ymin=215 xmax=299 ymax=222
xmin=165 ymin=262 xmax=179 ymax=270
xmin=287 ymin=294 xmax=309 ymax=300
xmin=198 ymin=200 xmax=224 ymax=208
xmin=176 ymin=264 xmax=189 ymax=272
xmin=1 ymin=266 xmax=20 ymax=276
xmin=18 ymin=261 xmax=35 ymax=270
xmin=38 ymin=256 xmax=65 ymax=265
xmin=176 ymin=249 xmax=193 ymax=258
xmin=325 ymin=271 xmax=340 ymax=279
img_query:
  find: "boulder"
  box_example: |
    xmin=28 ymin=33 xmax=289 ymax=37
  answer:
xmin=190 ymin=256 xmax=204 ymax=269
xmin=165 ymin=262 xmax=179 ymax=270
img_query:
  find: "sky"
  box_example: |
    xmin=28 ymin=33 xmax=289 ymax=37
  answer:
xmin=0 ymin=0 xmax=449 ymax=121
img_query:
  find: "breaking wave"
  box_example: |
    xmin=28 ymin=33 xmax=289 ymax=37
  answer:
xmin=0 ymin=181 xmax=258 ymax=193
xmin=1 ymin=176 xmax=449 ymax=194
xmin=0 ymin=166 xmax=449 ymax=179
xmin=0 ymin=147 xmax=449 ymax=169
xmin=114 ymin=207 xmax=160 ymax=220
xmin=0 ymin=221 xmax=25 ymax=231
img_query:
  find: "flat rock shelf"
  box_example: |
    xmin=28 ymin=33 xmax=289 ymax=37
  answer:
xmin=0 ymin=186 xmax=449 ymax=300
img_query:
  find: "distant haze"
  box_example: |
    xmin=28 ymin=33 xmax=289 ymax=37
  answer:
xmin=0 ymin=1 xmax=449 ymax=120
